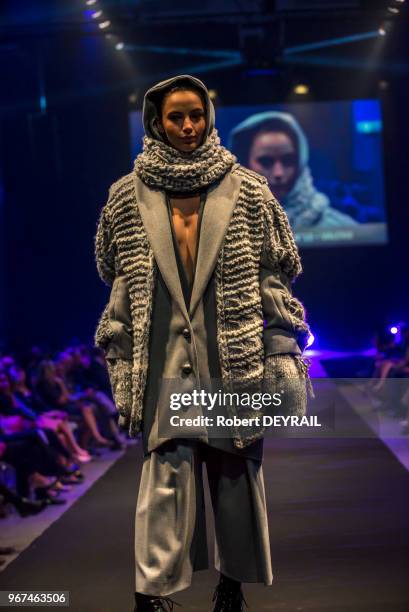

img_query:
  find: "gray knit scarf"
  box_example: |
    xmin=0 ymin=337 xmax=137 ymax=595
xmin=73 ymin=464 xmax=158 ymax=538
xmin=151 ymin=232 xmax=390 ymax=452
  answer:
xmin=133 ymin=129 xmax=237 ymax=192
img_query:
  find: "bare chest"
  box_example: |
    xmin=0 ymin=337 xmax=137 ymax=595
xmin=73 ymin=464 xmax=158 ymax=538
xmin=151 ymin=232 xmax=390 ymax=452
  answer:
xmin=169 ymin=194 xmax=201 ymax=284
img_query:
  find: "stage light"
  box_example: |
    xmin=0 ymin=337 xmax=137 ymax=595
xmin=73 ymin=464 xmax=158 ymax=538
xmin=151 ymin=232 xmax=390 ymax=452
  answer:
xmin=91 ymin=10 xmax=102 ymax=19
xmin=98 ymin=20 xmax=111 ymax=29
xmin=40 ymin=95 xmax=47 ymax=112
xmin=115 ymin=42 xmax=125 ymax=50
xmin=390 ymin=326 xmax=398 ymax=335
xmin=378 ymin=26 xmax=386 ymax=36
xmin=208 ymin=89 xmax=218 ymax=100
xmin=306 ymin=332 xmax=315 ymax=348
xmin=86 ymin=0 xmax=97 ymax=5
xmin=387 ymin=6 xmax=399 ymax=13
xmin=294 ymin=83 xmax=309 ymax=95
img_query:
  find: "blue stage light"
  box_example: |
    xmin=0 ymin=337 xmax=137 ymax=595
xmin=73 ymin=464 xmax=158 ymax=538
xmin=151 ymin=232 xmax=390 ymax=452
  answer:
xmin=284 ymin=31 xmax=379 ymax=55
xmin=306 ymin=332 xmax=315 ymax=348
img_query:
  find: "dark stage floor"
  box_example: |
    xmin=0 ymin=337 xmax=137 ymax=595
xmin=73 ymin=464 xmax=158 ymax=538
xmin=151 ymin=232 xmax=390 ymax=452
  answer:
xmin=0 ymin=417 xmax=408 ymax=611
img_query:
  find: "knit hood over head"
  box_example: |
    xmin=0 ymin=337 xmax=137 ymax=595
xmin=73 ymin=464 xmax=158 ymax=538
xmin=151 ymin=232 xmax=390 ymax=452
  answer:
xmin=142 ymin=74 xmax=216 ymax=145
xmin=228 ymin=111 xmax=331 ymax=228
xmin=228 ymin=111 xmax=309 ymax=176
xmin=133 ymin=74 xmax=236 ymax=192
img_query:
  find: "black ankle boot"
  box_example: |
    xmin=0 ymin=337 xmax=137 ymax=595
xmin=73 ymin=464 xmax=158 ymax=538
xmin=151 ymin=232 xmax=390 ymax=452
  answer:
xmin=212 ymin=574 xmax=248 ymax=612
xmin=134 ymin=592 xmax=180 ymax=611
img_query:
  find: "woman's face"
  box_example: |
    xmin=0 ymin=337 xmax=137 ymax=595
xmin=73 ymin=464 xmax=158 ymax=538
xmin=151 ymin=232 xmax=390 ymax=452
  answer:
xmin=248 ymin=130 xmax=298 ymax=201
xmin=158 ymin=90 xmax=206 ymax=153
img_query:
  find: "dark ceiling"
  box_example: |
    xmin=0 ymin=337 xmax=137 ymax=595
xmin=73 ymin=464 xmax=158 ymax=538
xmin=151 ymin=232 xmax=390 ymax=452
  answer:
xmin=0 ymin=1 xmax=407 ymax=113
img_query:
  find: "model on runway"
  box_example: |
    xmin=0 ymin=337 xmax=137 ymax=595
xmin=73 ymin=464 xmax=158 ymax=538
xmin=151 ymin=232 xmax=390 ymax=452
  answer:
xmin=94 ymin=74 xmax=311 ymax=611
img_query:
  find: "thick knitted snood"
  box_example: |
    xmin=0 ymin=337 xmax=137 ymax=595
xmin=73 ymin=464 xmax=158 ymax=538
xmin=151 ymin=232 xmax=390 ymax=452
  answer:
xmin=133 ymin=129 xmax=237 ymax=192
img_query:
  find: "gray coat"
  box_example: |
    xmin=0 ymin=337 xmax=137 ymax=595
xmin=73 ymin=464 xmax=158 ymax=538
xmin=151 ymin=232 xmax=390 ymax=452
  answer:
xmin=96 ymin=169 xmax=308 ymax=457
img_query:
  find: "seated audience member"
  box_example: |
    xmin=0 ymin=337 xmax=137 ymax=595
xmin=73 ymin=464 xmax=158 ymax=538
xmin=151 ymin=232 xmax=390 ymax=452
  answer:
xmin=0 ymin=425 xmax=70 ymax=506
xmin=58 ymin=347 xmax=125 ymax=450
xmin=372 ymin=327 xmax=409 ymax=392
xmin=0 ymin=479 xmax=46 ymax=516
xmin=0 ymin=368 xmax=84 ymax=500
xmin=9 ymin=364 xmax=91 ymax=463
xmin=35 ymin=359 xmax=112 ymax=448
xmin=86 ymin=347 xmax=114 ymax=397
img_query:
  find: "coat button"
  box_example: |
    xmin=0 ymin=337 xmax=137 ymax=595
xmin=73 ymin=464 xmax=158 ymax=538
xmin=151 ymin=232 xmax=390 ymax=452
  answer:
xmin=182 ymin=328 xmax=191 ymax=340
xmin=181 ymin=363 xmax=193 ymax=375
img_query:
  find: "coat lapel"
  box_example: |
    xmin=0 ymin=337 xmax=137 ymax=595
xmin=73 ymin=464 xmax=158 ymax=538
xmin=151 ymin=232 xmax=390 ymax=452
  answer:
xmin=132 ymin=171 xmax=243 ymax=321
xmin=189 ymin=172 xmax=243 ymax=317
xmin=132 ymin=175 xmax=189 ymax=320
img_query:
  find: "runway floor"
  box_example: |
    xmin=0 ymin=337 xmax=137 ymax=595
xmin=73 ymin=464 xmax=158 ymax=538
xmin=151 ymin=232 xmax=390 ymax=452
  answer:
xmin=0 ymin=383 xmax=409 ymax=611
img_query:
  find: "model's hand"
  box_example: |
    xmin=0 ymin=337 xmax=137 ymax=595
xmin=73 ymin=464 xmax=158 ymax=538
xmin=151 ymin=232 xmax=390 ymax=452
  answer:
xmin=263 ymin=353 xmax=313 ymax=418
xmin=106 ymin=358 xmax=133 ymax=432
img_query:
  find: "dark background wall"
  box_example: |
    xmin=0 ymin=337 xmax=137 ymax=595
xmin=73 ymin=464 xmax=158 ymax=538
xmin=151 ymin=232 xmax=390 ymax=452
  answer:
xmin=1 ymin=2 xmax=408 ymax=354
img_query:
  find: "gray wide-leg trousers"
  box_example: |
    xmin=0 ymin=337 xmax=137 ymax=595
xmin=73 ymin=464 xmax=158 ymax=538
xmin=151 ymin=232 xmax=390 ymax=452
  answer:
xmin=134 ymin=440 xmax=273 ymax=597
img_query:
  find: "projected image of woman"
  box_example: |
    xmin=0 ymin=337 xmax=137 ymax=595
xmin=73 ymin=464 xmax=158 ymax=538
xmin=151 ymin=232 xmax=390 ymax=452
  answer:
xmin=94 ymin=75 xmax=312 ymax=611
xmin=229 ymin=111 xmax=357 ymax=230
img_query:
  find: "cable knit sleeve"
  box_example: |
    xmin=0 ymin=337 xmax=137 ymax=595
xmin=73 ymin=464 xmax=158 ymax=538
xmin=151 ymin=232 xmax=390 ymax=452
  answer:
xmin=260 ymin=183 xmax=311 ymax=356
xmin=94 ymin=188 xmax=117 ymax=351
xmin=94 ymin=186 xmax=134 ymax=430
xmin=260 ymin=184 xmax=314 ymax=411
xmin=95 ymin=188 xmax=116 ymax=288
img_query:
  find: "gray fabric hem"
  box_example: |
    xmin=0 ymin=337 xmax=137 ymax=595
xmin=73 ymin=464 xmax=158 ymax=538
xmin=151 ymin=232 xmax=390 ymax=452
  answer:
xmin=135 ymin=566 xmax=209 ymax=597
xmin=214 ymin=564 xmax=274 ymax=586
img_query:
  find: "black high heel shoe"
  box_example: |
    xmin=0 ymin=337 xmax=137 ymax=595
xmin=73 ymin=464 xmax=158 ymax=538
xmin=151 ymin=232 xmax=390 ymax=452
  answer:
xmin=13 ymin=496 xmax=47 ymax=516
xmin=59 ymin=471 xmax=84 ymax=485
xmin=0 ymin=483 xmax=47 ymax=516
xmin=34 ymin=488 xmax=67 ymax=506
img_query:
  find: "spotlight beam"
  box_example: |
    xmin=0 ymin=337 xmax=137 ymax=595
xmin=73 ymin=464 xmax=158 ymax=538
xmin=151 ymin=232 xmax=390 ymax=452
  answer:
xmin=284 ymin=31 xmax=380 ymax=55
xmin=120 ymin=45 xmax=240 ymax=60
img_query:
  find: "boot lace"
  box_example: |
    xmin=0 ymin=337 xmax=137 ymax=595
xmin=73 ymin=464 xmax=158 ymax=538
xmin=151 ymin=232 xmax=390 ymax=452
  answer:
xmin=212 ymin=582 xmax=248 ymax=612
xmin=151 ymin=596 xmax=181 ymax=611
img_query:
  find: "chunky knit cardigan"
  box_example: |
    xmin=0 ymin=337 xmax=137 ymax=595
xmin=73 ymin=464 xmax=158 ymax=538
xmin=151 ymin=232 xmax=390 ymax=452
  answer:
xmin=95 ymin=164 xmax=312 ymax=448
